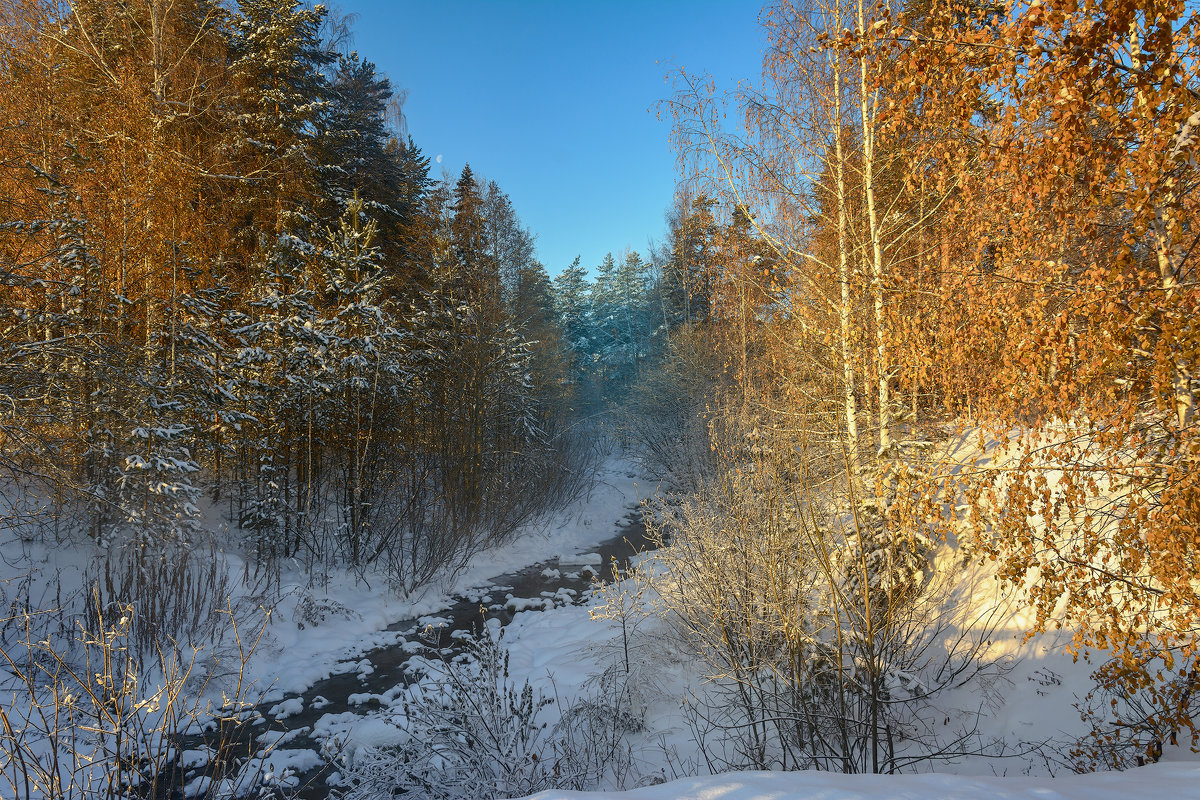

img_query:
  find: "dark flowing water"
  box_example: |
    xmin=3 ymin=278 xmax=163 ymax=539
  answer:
xmin=183 ymin=509 xmax=651 ymax=797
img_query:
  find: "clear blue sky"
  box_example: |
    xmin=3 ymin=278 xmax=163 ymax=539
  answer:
xmin=333 ymin=1 xmax=766 ymax=276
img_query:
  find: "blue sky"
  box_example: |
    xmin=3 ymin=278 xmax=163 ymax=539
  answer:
xmin=334 ymin=1 xmax=766 ymax=276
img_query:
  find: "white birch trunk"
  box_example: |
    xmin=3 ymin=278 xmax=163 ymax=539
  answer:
xmin=833 ymin=46 xmax=860 ymax=468
xmin=858 ymin=0 xmax=889 ymax=457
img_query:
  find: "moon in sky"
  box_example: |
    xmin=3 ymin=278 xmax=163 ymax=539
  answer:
xmin=435 ymin=154 xmax=443 ymax=164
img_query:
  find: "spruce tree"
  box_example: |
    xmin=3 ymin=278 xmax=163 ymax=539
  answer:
xmin=661 ymin=196 xmax=718 ymax=326
xmin=316 ymin=53 xmax=430 ymax=258
xmin=510 ymin=261 xmax=570 ymax=417
xmin=450 ymin=165 xmax=495 ymax=305
xmin=226 ymin=0 xmax=332 ymax=255
xmin=554 ymin=256 xmax=594 ymax=354
xmin=320 ymin=193 xmax=408 ymax=565
xmin=234 ymin=238 xmax=330 ymax=560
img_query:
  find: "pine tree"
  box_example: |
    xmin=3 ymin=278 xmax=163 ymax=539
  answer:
xmin=482 ymin=180 xmax=537 ymax=306
xmin=317 ymin=53 xmax=394 ymax=213
xmin=661 ymin=197 xmax=718 ymax=327
xmin=510 ymin=261 xmax=570 ymax=418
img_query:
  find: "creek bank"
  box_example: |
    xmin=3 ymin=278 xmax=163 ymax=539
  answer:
xmin=183 ymin=509 xmax=653 ymax=797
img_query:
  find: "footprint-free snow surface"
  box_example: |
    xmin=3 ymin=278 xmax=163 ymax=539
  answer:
xmin=517 ymin=762 xmax=1200 ymax=800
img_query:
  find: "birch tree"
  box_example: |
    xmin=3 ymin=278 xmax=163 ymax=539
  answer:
xmin=881 ymin=0 xmax=1200 ymax=761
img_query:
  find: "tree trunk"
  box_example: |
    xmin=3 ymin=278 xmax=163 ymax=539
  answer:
xmin=858 ymin=0 xmax=889 ymax=458
xmin=834 ymin=46 xmax=860 ymax=470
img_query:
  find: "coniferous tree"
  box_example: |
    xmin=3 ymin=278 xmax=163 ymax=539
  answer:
xmin=315 ymin=50 xmax=431 ymax=285
xmin=482 ymin=180 xmax=537 ymax=306
xmin=234 ymin=240 xmax=329 ymax=560
xmin=591 ymin=251 xmax=620 ymax=351
xmin=116 ymin=252 xmax=226 ymax=553
xmin=553 ymin=256 xmax=597 ymax=397
xmin=320 ymin=193 xmax=409 ymax=566
xmin=615 ymin=249 xmax=653 ymax=366
xmin=317 ymin=53 xmax=395 ymax=215
xmin=226 ymin=0 xmax=332 ymax=261
xmin=449 ymin=164 xmax=500 ymax=320
xmin=590 ymin=250 xmax=654 ymax=398
xmin=553 ymin=257 xmax=593 ymax=351
xmin=510 ymin=261 xmax=571 ymax=418
xmin=673 ymin=198 xmax=720 ymax=327
xmin=0 ymin=0 xmax=598 ymax=605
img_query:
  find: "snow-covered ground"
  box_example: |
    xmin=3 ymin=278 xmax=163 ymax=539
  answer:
xmin=5 ymin=444 xmax=1197 ymax=799
xmin=307 ymin=518 xmax=1200 ymax=800
xmin=0 ymin=455 xmax=657 ymax=797
xmin=244 ymin=456 xmax=653 ymax=702
xmin=518 ymin=761 xmax=1200 ymax=800
xmin=476 ymin=555 xmax=1195 ymax=800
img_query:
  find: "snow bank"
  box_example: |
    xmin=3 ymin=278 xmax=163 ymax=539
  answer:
xmin=245 ymin=456 xmax=650 ymax=698
xmin=518 ymin=762 xmax=1200 ymax=800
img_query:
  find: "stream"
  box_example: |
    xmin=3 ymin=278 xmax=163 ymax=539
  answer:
xmin=184 ymin=508 xmax=652 ymax=797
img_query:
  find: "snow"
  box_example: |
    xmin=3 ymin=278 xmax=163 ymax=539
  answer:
xmin=5 ymin=445 xmax=1198 ymax=800
xmin=347 ymin=691 xmax=387 ymax=706
xmin=266 ymin=697 xmax=304 ymax=719
xmin=255 ymin=747 xmax=323 ymax=787
xmin=256 ymin=727 xmax=309 ymax=748
xmin=179 ymin=748 xmax=212 ymax=769
xmin=559 ymin=552 xmax=604 ymax=566
xmin=516 ymin=763 xmax=1200 ymax=800
xmin=245 ymin=440 xmax=1194 ymax=800
xmin=314 ymin=712 xmax=408 ymax=754
xmin=506 ymin=594 xmax=555 ymax=612
xmin=239 ymin=457 xmax=650 ymax=699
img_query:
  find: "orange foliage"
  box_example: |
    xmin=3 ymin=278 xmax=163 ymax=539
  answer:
xmin=669 ymin=0 xmax=1200 ymax=761
xmin=876 ymin=0 xmax=1200 ymax=759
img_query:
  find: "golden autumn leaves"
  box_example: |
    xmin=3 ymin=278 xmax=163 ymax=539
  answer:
xmin=669 ymin=0 xmax=1199 ymax=764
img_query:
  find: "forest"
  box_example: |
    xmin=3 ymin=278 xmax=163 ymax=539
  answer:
xmin=0 ymin=0 xmax=683 ymax=594
xmin=0 ymin=0 xmax=1197 ymax=798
